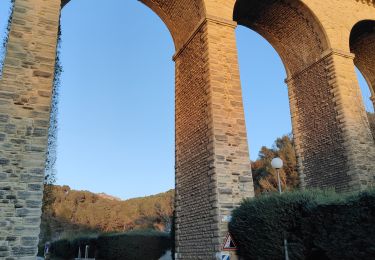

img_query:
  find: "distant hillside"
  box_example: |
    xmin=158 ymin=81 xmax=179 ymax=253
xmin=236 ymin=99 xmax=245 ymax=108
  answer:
xmin=40 ymin=185 xmax=174 ymax=243
xmin=97 ymin=192 xmax=122 ymax=201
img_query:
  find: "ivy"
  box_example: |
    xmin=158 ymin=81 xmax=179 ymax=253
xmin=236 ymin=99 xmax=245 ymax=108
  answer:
xmin=45 ymin=26 xmax=62 ymax=185
xmin=0 ymin=0 xmax=15 ymax=78
xmin=43 ymin=25 xmax=62 ymax=217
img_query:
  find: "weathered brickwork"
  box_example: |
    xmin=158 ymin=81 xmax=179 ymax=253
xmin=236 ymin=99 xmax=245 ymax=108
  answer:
xmin=174 ymin=17 xmax=253 ymax=259
xmin=234 ymin=0 xmax=375 ymax=192
xmin=234 ymin=0 xmax=327 ymax=74
xmin=287 ymin=58 xmax=350 ymax=190
xmin=140 ymin=0 xmax=205 ymax=50
xmin=204 ymin=17 xmax=254 ymax=238
xmin=327 ymin=51 xmax=375 ymax=190
xmin=1 ymin=0 xmax=375 ymax=259
xmin=174 ymin=26 xmax=215 ymax=259
xmin=350 ymin=20 xmax=375 ymax=108
xmin=0 ymin=0 xmax=61 ymax=258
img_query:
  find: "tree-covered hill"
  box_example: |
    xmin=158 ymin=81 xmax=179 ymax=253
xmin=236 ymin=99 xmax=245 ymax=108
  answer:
xmin=40 ymin=186 xmax=174 ymax=244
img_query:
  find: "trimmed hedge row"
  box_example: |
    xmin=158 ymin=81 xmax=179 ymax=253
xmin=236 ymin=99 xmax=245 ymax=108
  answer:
xmin=48 ymin=230 xmax=171 ymax=260
xmin=229 ymin=189 xmax=375 ymax=260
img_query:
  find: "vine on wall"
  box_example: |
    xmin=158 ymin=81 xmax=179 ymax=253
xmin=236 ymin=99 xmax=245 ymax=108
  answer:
xmin=42 ymin=26 xmax=62 ymax=219
xmin=45 ymin=27 xmax=62 ymax=186
xmin=0 ymin=0 xmax=15 ymax=78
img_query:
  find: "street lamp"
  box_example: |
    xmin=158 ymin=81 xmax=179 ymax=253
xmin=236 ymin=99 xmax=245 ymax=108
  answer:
xmin=271 ymin=157 xmax=289 ymax=260
xmin=271 ymin=157 xmax=283 ymax=194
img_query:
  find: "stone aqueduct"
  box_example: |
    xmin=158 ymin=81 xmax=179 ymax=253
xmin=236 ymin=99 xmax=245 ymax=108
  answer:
xmin=0 ymin=0 xmax=374 ymax=259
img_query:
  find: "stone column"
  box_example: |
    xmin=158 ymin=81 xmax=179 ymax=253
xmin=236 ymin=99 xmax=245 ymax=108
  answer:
xmin=287 ymin=49 xmax=375 ymax=192
xmin=174 ymin=16 xmax=254 ymax=259
xmin=0 ymin=0 xmax=61 ymax=258
xmin=325 ymin=49 xmax=375 ymax=190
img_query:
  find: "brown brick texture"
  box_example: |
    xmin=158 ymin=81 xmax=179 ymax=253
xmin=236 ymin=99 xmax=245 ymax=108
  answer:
xmin=0 ymin=0 xmax=61 ymax=258
xmin=351 ymin=20 xmax=375 ymax=109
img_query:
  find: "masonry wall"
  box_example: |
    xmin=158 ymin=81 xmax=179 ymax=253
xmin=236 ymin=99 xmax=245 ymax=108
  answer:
xmin=288 ymin=56 xmax=350 ymax=190
xmin=0 ymin=0 xmax=61 ymax=258
xmin=174 ymin=25 xmax=217 ymax=259
xmin=174 ymin=17 xmax=254 ymax=259
xmin=326 ymin=51 xmax=375 ymax=190
xmin=140 ymin=0 xmax=205 ymax=50
xmin=234 ymin=0 xmax=375 ymax=192
xmin=204 ymin=19 xmax=254 ymax=246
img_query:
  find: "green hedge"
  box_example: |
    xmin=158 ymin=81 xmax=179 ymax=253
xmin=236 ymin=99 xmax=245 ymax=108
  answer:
xmin=48 ymin=230 xmax=171 ymax=260
xmin=229 ymin=189 xmax=375 ymax=260
xmin=96 ymin=230 xmax=171 ymax=260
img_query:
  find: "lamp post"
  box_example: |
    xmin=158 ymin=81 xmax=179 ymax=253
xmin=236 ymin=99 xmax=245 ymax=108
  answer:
xmin=271 ymin=157 xmax=283 ymax=194
xmin=271 ymin=157 xmax=289 ymax=260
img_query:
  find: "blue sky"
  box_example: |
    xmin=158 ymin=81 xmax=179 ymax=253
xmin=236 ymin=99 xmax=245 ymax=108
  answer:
xmin=0 ymin=0 xmax=372 ymax=199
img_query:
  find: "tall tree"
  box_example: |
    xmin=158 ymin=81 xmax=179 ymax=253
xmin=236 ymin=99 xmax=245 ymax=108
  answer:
xmin=252 ymin=134 xmax=299 ymax=195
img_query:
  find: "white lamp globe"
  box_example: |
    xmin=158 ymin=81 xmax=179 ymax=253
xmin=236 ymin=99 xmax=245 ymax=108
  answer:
xmin=271 ymin=157 xmax=283 ymax=169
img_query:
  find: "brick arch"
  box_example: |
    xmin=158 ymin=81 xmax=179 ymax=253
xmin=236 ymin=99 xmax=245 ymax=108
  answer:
xmin=233 ymin=0 xmax=366 ymax=191
xmin=62 ymin=0 xmax=205 ymax=50
xmin=350 ymin=20 xmax=375 ymax=102
xmin=233 ymin=0 xmax=329 ymax=77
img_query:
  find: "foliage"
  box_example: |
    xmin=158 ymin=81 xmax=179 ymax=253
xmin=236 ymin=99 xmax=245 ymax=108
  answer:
xmin=40 ymin=26 xmax=63 ymax=249
xmin=229 ymin=189 xmax=375 ymax=260
xmin=44 ymin=26 xmax=62 ymax=186
xmin=252 ymin=134 xmax=299 ymax=195
xmin=50 ymin=239 xmax=75 ymax=259
xmin=367 ymin=112 xmax=375 ymax=140
xmin=96 ymin=230 xmax=171 ymax=260
xmin=170 ymin=211 xmax=176 ymax=260
xmin=47 ymin=230 xmax=171 ymax=260
xmin=39 ymin=185 xmax=174 ymax=246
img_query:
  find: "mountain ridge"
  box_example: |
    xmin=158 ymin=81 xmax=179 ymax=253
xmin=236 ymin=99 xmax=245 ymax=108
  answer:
xmin=40 ymin=185 xmax=174 ymax=244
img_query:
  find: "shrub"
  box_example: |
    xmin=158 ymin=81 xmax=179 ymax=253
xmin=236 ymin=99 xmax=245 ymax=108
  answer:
xmin=229 ymin=189 xmax=375 ymax=260
xmin=49 ymin=230 xmax=171 ymax=260
xmin=302 ymin=190 xmax=375 ymax=260
xmin=96 ymin=230 xmax=170 ymax=260
xmin=50 ymin=239 xmax=75 ymax=259
xmin=71 ymin=236 xmax=97 ymax=258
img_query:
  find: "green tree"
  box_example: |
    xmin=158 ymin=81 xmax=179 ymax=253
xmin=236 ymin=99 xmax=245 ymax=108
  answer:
xmin=252 ymin=134 xmax=299 ymax=195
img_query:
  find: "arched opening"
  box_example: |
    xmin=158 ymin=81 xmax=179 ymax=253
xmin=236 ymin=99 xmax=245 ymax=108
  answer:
xmin=40 ymin=0 xmax=175 ymax=249
xmin=234 ymin=0 xmax=328 ymax=77
xmin=233 ymin=0 xmax=355 ymax=191
xmin=350 ymin=20 xmax=375 ymax=138
xmin=235 ymin=26 xmax=297 ymax=194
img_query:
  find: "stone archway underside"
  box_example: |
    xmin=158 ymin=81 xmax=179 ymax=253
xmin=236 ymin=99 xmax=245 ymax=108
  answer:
xmin=0 ymin=0 xmax=375 ymax=259
xmin=351 ymin=20 xmax=375 ymax=106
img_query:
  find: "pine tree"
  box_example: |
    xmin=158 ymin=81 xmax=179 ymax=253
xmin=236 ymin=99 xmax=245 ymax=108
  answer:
xmin=252 ymin=134 xmax=299 ymax=195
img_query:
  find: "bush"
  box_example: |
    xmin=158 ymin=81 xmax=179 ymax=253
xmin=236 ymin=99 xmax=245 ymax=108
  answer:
xmin=50 ymin=239 xmax=75 ymax=259
xmin=229 ymin=189 xmax=375 ymax=260
xmin=96 ymin=230 xmax=170 ymax=260
xmin=49 ymin=230 xmax=171 ymax=260
xmin=71 ymin=236 xmax=97 ymax=258
xmin=302 ymin=190 xmax=375 ymax=259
